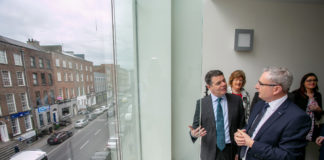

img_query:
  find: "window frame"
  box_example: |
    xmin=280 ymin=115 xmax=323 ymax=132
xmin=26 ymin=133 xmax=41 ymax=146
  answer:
xmin=2 ymin=70 xmax=12 ymax=87
xmin=16 ymin=71 xmax=25 ymax=86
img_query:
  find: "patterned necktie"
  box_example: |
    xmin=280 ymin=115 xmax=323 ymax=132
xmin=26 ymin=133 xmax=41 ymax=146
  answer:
xmin=240 ymin=103 xmax=270 ymax=158
xmin=216 ymin=98 xmax=225 ymax=151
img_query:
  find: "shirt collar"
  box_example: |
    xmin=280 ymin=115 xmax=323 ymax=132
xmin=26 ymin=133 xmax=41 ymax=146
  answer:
xmin=268 ymin=95 xmax=288 ymax=111
xmin=211 ymin=93 xmax=226 ymax=102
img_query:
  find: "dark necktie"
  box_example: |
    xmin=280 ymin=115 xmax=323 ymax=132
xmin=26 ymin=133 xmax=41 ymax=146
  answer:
xmin=216 ymin=98 xmax=225 ymax=151
xmin=240 ymin=103 xmax=270 ymax=158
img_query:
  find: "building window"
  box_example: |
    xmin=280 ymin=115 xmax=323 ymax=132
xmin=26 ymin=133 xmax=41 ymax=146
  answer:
xmin=24 ymin=115 xmax=32 ymax=131
xmin=50 ymin=90 xmax=55 ymax=104
xmin=66 ymin=88 xmax=69 ymax=99
xmin=86 ymin=75 xmax=89 ymax=81
xmin=71 ymin=88 xmax=74 ymax=98
xmin=56 ymin=59 xmax=60 ymax=67
xmin=14 ymin=54 xmax=22 ymax=66
xmin=63 ymin=60 xmax=66 ymax=68
xmin=57 ymin=72 xmax=61 ymax=81
xmin=6 ymin=94 xmax=16 ymax=113
xmin=80 ymin=74 xmax=83 ymax=81
xmin=69 ymin=62 xmax=72 ymax=69
xmin=62 ymin=107 xmax=70 ymax=116
xmin=39 ymin=114 xmax=44 ymax=127
xmin=46 ymin=59 xmax=51 ymax=69
xmin=39 ymin=58 xmax=44 ymax=68
xmin=2 ymin=71 xmax=12 ymax=87
xmin=11 ymin=118 xmax=21 ymax=136
xmin=21 ymin=93 xmax=29 ymax=111
xmin=32 ymin=73 xmax=38 ymax=85
xmin=46 ymin=112 xmax=51 ymax=123
xmin=43 ymin=90 xmax=48 ymax=105
xmin=48 ymin=73 xmax=53 ymax=85
xmin=77 ymin=87 xmax=80 ymax=96
xmin=41 ymin=73 xmax=46 ymax=85
xmin=75 ymin=63 xmax=78 ymax=70
xmin=87 ymin=85 xmax=90 ymax=94
xmin=0 ymin=50 xmax=8 ymax=64
xmin=80 ymin=64 xmax=83 ymax=70
xmin=76 ymin=73 xmax=79 ymax=82
xmin=69 ymin=73 xmax=73 ymax=81
xmin=36 ymin=91 xmax=41 ymax=106
xmin=82 ymin=87 xmax=85 ymax=95
xmin=16 ymin=72 xmax=25 ymax=86
xmin=59 ymin=88 xmax=63 ymax=98
xmin=64 ymin=72 xmax=68 ymax=81
xmin=30 ymin=56 xmax=36 ymax=67
xmin=86 ymin=66 xmax=88 ymax=71
xmin=90 ymin=66 xmax=92 ymax=72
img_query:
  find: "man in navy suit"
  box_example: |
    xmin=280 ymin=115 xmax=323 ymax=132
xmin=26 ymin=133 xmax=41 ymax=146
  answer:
xmin=315 ymin=126 xmax=324 ymax=160
xmin=234 ymin=66 xmax=311 ymax=160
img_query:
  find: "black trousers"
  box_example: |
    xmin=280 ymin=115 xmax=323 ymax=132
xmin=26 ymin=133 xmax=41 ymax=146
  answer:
xmin=216 ymin=144 xmax=235 ymax=160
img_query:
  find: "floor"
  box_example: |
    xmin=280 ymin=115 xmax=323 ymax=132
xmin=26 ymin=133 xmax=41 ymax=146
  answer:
xmin=306 ymin=142 xmax=320 ymax=160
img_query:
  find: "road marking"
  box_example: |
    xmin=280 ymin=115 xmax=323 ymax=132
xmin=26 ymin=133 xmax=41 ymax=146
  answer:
xmin=80 ymin=140 xmax=89 ymax=150
xmin=94 ymin=129 xmax=102 ymax=135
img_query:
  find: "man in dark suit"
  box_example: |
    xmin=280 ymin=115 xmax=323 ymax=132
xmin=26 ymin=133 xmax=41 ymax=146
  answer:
xmin=315 ymin=126 xmax=324 ymax=160
xmin=189 ymin=70 xmax=245 ymax=160
xmin=234 ymin=66 xmax=311 ymax=160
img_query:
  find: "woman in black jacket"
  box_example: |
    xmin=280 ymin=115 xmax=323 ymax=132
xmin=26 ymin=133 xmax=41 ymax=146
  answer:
xmin=293 ymin=73 xmax=322 ymax=142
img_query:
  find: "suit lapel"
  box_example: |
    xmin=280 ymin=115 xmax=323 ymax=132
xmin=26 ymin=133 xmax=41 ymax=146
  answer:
xmin=254 ymin=100 xmax=289 ymax=140
xmin=226 ymin=94 xmax=233 ymax=129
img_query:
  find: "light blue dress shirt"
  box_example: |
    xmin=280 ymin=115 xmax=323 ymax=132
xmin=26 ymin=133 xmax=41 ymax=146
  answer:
xmin=211 ymin=94 xmax=231 ymax=144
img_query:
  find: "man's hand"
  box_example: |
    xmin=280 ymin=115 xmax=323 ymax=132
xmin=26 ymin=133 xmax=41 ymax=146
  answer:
xmin=188 ymin=125 xmax=207 ymax=138
xmin=234 ymin=129 xmax=254 ymax=148
xmin=316 ymin=136 xmax=324 ymax=146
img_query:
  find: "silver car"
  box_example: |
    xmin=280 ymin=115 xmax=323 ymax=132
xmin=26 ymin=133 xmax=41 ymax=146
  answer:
xmin=74 ymin=118 xmax=88 ymax=128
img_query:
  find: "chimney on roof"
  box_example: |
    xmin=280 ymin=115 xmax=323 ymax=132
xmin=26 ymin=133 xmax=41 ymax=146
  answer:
xmin=27 ymin=38 xmax=40 ymax=47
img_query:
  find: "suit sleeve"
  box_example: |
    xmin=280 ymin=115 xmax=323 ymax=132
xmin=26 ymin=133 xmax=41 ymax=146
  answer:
xmin=239 ymin=98 xmax=246 ymax=129
xmin=248 ymin=114 xmax=311 ymax=160
xmin=190 ymin=99 xmax=201 ymax=143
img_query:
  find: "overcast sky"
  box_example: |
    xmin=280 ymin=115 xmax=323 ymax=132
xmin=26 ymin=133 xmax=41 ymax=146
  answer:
xmin=0 ymin=0 xmax=113 ymax=65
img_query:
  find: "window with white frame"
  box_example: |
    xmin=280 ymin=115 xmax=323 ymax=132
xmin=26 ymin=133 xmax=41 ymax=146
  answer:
xmin=69 ymin=73 xmax=73 ymax=81
xmin=69 ymin=61 xmax=72 ymax=69
xmin=2 ymin=71 xmax=12 ymax=87
xmin=63 ymin=60 xmax=66 ymax=68
xmin=16 ymin=72 xmax=25 ymax=86
xmin=80 ymin=74 xmax=83 ymax=81
xmin=56 ymin=59 xmax=60 ymax=67
xmin=32 ymin=73 xmax=38 ymax=85
xmin=90 ymin=66 xmax=92 ymax=72
xmin=57 ymin=72 xmax=61 ymax=81
xmin=71 ymin=88 xmax=74 ymax=97
xmin=24 ymin=115 xmax=32 ymax=131
xmin=86 ymin=75 xmax=89 ymax=81
xmin=14 ymin=54 xmax=22 ymax=66
xmin=64 ymin=72 xmax=68 ymax=81
xmin=46 ymin=59 xmax=51 ymax=69
xmin=80 ymin=64 xmax=83 ymax=70
xmin=21 ymin=93 xmax=29 ymax=111
xmin=39 ymin=58 xmax=44 ymax=68
xmin=6 ymin=94 xmax=16 ymax=113
xmin=59 ymin=88 xmax=63 ymax=97
xmin=82 ymin=87 xmax=85 ymax=95
xmin=30 ymin=56 xmax=36 ymax=67
xmin=0 ymin=50 xmax=8 ymax=64
xmin=66 ymin=88 xmax=69 ymax=99
xmin=86 ymin=66 xmax=88 ymax=71
xmin=76 ymin=73 xmax=79 ymax=82
xmin=11 ymin=118 xmax=21 ymax=135
xmin=75 ymin=63 xmax=78 ymax=70
xmin=87 ymin=85 xmax=90 ymax=94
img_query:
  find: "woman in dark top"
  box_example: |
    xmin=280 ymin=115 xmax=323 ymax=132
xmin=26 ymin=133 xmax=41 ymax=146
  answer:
xmin=292 ymin=73 xmax=322 ymax=142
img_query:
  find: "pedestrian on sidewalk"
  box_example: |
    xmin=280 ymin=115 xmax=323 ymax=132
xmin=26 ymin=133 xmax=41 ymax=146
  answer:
xmin=14 ymin=144 xmax=19 ymax=153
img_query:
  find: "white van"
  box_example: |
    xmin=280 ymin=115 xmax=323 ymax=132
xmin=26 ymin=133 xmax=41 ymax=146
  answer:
xmin=10 ymin=150 xmax=48 ymax=160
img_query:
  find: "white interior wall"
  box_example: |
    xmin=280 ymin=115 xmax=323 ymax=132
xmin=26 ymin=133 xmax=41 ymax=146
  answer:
xmin=203 ymin=0 xmax=324 ymax=96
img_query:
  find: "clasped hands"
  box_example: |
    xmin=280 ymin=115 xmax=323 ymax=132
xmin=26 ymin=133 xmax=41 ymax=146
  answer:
xmin=188 ymin=125 xmax=207 ymax=138
xmin=234 ymin=129 xmax=254 ymax=148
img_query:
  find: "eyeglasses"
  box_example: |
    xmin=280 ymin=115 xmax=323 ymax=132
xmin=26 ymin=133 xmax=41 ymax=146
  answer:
xmin=305 ymin=79 xmax=318 ymax=83
xmin=258 ymin=80 xmax=278 ymax=87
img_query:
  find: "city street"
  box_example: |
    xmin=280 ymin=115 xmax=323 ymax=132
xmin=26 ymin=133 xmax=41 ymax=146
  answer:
xmin=37 ymin=113 xmax=110 ymax=160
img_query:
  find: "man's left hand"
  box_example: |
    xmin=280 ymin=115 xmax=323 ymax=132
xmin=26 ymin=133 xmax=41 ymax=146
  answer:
xmin=237 ymin=129 xmax=254 ymax=148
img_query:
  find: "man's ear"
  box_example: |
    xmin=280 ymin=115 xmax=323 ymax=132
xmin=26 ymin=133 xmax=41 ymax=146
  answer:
xmin=273 ymin=85 xmax=282 ymax=95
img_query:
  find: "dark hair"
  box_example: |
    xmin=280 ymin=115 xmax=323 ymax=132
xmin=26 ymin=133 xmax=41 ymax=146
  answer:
xmin=298 ymin=72 xmax=319 ymax=94
xmin=228 ymin=70 xmax=246 ymax=88
xmin=205 ymin=70 xmax=224 ymax=85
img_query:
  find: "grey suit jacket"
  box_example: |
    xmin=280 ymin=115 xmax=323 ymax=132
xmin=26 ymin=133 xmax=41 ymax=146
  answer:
xmin=191 ymin=93 xmax=245 ymax=160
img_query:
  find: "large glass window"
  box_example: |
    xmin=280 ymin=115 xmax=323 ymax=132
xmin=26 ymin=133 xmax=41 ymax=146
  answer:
xmin=0 ymin=50 xmax=7 ymax=64
xmin=16 ymin=71 xmax=25 ymax=86
xmin=2 ymin=70 xmax=12 ymax=87
xmin=21 ymin=93 xmax=29 ymax=111
xmin=14 ymin=54 xmax=22 ymax=66
xmin=6 ymin=93 xmax=16 ymax=113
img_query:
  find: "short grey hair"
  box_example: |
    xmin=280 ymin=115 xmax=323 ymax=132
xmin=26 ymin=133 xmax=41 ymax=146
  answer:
xmin=263 ymin=66 xmax=293 ymax=93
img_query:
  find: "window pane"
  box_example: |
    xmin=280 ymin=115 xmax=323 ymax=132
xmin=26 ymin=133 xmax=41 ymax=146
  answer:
xmin=2 ymin=71 xmax=12 ymax=86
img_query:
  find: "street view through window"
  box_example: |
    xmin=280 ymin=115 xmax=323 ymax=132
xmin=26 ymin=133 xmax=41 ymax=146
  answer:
xmin=0 ymin=0 xmax=141 ymax=160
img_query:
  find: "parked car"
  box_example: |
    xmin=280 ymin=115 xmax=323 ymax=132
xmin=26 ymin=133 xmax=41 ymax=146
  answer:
xmin=93 ymin=108 xmax=104 ymax=115
xmin=10 ymin=150 xmax=48 ymax=160
xmin=74 ymin=118 xmax=88 ymax=128
xmin=90 ymin=151 xmax=111 ymax=160
xmin=100 ymin=105 xmax=108 ymax=111
xmin=106 ymin=137 xmax=118 ymax=149
xmin=59 ymin=116 xmax=72 ymax=126
xmin=47 ymin=131 xmax=73 ymax=145
xmin=86 ymin=113 xmax=97 ymax=121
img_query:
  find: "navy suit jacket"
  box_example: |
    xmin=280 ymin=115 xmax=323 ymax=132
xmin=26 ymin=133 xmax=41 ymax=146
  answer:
xmin=242 ymin=98 xmax=311 ymax=160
